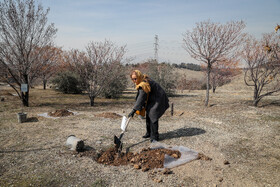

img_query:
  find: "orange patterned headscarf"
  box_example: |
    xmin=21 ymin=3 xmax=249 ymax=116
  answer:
xmin=131 ymin=70 xmax=151 ymax=94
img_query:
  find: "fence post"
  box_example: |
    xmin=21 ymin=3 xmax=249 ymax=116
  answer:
xmin=171 ymin=102 xmax=174 ymax=116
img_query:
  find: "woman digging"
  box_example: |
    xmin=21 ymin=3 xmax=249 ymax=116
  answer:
xmin=128 ymin=70 xmax=169 ymax=142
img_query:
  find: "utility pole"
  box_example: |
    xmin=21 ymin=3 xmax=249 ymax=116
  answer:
xmin=154 ymin=35 xmax=159 ymax=63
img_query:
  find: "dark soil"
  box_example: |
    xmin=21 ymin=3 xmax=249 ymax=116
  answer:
xmin=74 ymin=146 xmax=181 ymax=172
xmin=95 ymin=112 xmax=122 ymax=119
xmin=48 ymin=109 xmax=74 ymax=117
xmin=197 ymin=153 xmax=212 ymax=161
xmin=82 ymin=147 xmax=182 ymax=171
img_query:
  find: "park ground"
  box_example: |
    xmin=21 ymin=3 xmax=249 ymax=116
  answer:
xmin=0 ymin=73 xmax=280 ymax=186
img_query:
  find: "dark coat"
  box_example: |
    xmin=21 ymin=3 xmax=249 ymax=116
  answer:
xmin=133 ymin=79 xmax=169 ymax=123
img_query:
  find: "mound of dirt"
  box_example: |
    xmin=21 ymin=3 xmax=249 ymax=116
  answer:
xmin=48 ymin=109 xmax=74 ymax=117
xmin=95 ymin=112 xmax=122 ymax=119
xmin=94 ymin=147 xmax=181 ymax=171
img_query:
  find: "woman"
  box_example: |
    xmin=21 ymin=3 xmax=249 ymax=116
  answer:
xmin=128 ymin=70 xmax=169 ymax=142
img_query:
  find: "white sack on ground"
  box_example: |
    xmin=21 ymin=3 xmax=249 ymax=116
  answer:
xmin=150 ymin=141 xmax=198 ymax=168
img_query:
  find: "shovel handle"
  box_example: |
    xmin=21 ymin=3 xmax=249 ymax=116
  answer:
xmin=123 ymin=117 xmax=131 ymax=132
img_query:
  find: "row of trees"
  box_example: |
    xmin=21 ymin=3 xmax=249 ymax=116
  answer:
xmin=0 ymin=0 xmax=279 ymax=108
xmin=172 ymin=63 xmax=201 ymax=71
xmin=0 ymin=0 xmax=129 ymax=107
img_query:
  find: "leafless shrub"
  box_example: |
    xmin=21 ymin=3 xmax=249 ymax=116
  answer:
xmin=242 ymin=33 xmax=280 ymax=106
xmin=67 ymin=40 xmax=127 ymax=106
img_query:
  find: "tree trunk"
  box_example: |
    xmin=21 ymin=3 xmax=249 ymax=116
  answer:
xmin=253 ymin=99 xmax=260 ymax=107
xmin=43 ymin=79 xmax=47 ymax=90
xmin=212 ymin=76 xmax=216 ymax=93
xmin=22 ymin=74 xmax=29 ymax=107
xmin=212 ymin=87 xmax=216 ymax=93
xmin=90 ymin=96 xmax=95 ymax=106
xmin=205 ymin=64 xmax=211 ymax=106
xmin=21 ymin=91 xmax=29 ymax=107
xmin=253 ymin=86 xmax=260 ymax=107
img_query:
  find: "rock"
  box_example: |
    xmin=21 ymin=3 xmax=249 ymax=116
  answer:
xmin=162 ymin=168 xmax=173 ymax=175
xmin=153 ymin=178 xmax=162 ymax=183
xmin=197 ymin=153 xmax=212 ymax=161
xmin=224 ymin=160 xmax=230 ymax=165
xmin=171 ymin=153 xmax=179 ymax=158
xmin=1 ymin=98 xmax=4 ymax=102
xmin=96 ymin=141 xmax=102 ymax=144
xmin=141 ymin=148 xmax=149 ymax=152
xmin=142 ymin=167 xmax=149 ymax=172
xmin=151 ymin=170 xmax=158 ymax=175
xmin=134 ymin=164 xmax=141 ymax=169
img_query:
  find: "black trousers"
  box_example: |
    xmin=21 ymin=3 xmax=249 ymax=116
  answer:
xmin=146 ymin=115 xmax=159 ymax=140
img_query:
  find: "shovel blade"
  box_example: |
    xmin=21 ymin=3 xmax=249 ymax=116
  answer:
xmin=114 ymin=135 xmax=121 ymax=148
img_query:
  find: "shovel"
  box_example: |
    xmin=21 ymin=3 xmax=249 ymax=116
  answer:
xmin=114 ymin=116 xmax=131 ymax=153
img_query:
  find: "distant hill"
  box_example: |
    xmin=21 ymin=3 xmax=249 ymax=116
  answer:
xmin=219 ymin=72 xmax=251 ymax=92
xmin=174 ymin=67 xmax=205 ymax=81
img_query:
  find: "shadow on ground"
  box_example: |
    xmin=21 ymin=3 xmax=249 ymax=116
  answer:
xmin=169 ymin=94 xmax=199 ymax=98
xmin=160 ymin=127 xmax=206 ymax=141
xmin=35 ymin=100 xmax=134 ymax=109
xmin=260 ymin=100 xmax=280 ymax=107
xmin=125 ymin=139 xmax=150 ymax=153
xmin=124 ymin=127 xmax=206 ymax=152
xmin=25 ymin=117 xmax=39 ymax=122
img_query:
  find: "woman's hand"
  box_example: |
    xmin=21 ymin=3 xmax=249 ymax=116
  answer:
xmin=128 ymin=109 xmax=136 ymax=118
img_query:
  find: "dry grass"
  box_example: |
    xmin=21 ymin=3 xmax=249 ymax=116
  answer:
xmin=0 ymin=74 xmax=280 ymax=186
xmin=175 ymin=68 xmax=205 ymax=81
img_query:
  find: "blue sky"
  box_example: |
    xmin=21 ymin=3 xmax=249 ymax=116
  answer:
xmin=40 ymin=0 xmax=280 ymax=64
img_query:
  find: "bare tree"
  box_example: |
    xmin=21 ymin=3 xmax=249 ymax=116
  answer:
xmin=68 ymin=40 xmax=126 ymax=106
xmin=0 ymin=0 xmax=57 ymax=106
xmin=183 ymin=20 xmax=246 ymax=106
xmin=243 ymin=34 xmax=280 ymax=106
xmin=37 ymin=46 xmax=63 ymax=89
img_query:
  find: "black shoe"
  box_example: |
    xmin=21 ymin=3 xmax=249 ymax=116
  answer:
xmin=142 ymin=134 xmax=150 ymax=138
